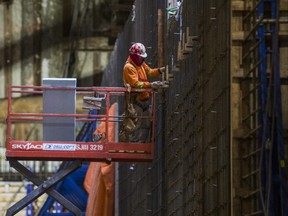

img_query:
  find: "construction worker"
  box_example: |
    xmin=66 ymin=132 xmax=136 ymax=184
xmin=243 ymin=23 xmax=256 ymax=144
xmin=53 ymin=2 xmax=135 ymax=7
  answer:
xmin=122 ymin=42 xmax=165 ymax=143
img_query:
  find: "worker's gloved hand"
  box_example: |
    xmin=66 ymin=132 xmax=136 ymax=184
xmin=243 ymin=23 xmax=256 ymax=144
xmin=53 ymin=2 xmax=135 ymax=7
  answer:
xmin=151 ymin=81 xmax=163 ymax=89
xmin=163 ymin=81 xmax=169 ymax=85
xmin=159 ymin=67 xmax=166 ymax=74
xmin=124 ymin=83 xmax=132 ymax=92
xmin=162 ymin=81 xmax=169 ymax=88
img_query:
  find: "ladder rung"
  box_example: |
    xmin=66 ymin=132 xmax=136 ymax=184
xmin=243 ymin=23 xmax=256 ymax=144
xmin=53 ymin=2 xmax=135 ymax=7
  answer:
xmin=243 ymin=0 xmax=263 ymax=22
xmin=242 ymin=169 xmax=260 ymax=180
xmin=244 ymin=16 xmax=264 ymax=42
xmin=242 ymin=148 xmax=261 ymax=159
xmin=257 ymin=18 xmax=288 ymax=24
xmin=243 ymin=126 xmax=261 ymax=139
xmin=241 ymin=83 xmax=261 ymax=100
xmin=242 ymin=108 xmax=260 ymax=122
xmin=242 ymin=188 xmax=260 ymax=199
xmin=243 ymin=59 xmax=262 ymax=79
xmin=242 ymin=40 xmax=262 ymax=61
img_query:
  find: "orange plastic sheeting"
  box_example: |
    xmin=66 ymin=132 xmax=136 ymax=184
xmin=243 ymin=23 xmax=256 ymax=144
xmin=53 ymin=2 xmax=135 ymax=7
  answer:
xmin=84 ymin=103 xmax=116 ymax=216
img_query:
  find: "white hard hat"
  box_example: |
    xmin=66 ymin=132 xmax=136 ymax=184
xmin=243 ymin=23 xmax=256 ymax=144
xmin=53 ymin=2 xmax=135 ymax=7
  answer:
xmin=129 ymin=43 xmax=147 ymax=58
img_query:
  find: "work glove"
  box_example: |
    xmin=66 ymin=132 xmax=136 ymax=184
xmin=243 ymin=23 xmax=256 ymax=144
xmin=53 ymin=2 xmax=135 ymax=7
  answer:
xmin=151 ymin=81 xmax=163 ymax=89
xmin=162 ymin=81 xmax=169 ymax=88
xmin=159 ymin=67 xmax=165 ymax=74
xmin=124 ymin=83 xmax=131 ymax=92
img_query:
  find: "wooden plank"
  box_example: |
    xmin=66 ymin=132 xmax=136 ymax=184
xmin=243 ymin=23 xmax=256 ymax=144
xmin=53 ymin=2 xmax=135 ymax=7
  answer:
xmin=177 ymin=41 xmax=182 ymax=61
xmin=232 ymin=31 xmax=245 ymax=41
xmin=177 ymin=40 xmax=187 ymax=61
xmin=232 ymin=31 xmax=288 ymax=41
xmin=231 ymin=1 xmax=245 ymax=11
xmin=280 ymin=1 xmax=288 ymax=11
xmin=231 ymin=2 xmax=245 ymax=214
xmin=279 ymin=31 xmax=288 ymax=40
xmin=231 ymin=83 xmax=242 ymax=215
xmin=231 ymin=45 xmax=243 ymax=78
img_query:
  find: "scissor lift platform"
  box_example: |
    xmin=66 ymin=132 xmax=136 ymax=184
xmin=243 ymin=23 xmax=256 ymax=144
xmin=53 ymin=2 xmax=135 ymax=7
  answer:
xmin=6 ymin=85 xmax=156 ymax=162
xmin=5 ymin=84 xmax=157 ymax=216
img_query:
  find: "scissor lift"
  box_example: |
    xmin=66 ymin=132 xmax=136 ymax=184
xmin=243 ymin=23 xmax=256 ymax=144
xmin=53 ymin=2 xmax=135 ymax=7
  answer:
xmin=5 ymin=83 xmax=156 ymax=216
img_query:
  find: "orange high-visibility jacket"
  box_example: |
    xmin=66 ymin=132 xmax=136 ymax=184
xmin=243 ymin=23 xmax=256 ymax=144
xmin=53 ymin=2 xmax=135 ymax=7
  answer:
xmin=123 ymin=56 xmax=160 ymax=101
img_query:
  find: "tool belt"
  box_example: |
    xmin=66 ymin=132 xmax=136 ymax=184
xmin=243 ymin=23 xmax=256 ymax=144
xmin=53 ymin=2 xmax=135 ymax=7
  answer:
xmin=131 ymin=95 xmax=149 ymax=112
xmin=120 ymin=91 xmax=151 ymax=142
xmin=122 ymin=92 xmax=138 ymax=134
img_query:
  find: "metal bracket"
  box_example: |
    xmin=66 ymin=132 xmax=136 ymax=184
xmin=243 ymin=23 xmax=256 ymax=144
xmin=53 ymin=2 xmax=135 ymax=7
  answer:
xmin=6 ymin=159 xmax=83 ymax=216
